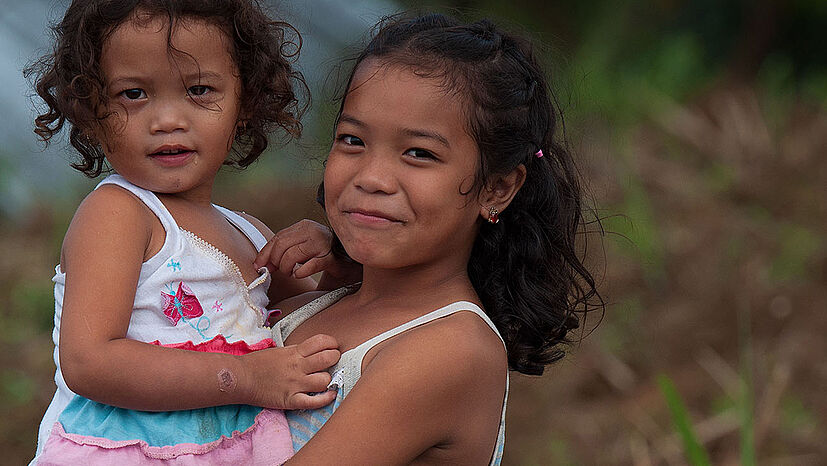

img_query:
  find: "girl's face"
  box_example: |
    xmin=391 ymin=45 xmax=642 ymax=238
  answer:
xmin=98 ymin=14 xmax=242 ymax=201
xmin=324 ymin=60 xmax=483 ymax=271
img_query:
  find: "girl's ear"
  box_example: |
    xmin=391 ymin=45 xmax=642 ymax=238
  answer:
xmin=478 ymin=164 xmax=527 ymax=221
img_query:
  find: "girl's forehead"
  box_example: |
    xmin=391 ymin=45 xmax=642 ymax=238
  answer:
xmin=347 ymin=60 xmax=459 ymax=109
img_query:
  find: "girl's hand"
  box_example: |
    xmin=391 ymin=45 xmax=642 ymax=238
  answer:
xmin=254 ymin=219 xmax=336 ymax=279
xmin=242 ymin=333 xmax=340 ymax=410
xmin=254 ymin=219 xmax=362 ymax=289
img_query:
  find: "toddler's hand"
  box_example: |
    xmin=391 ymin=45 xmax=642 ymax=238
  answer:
xmin=243 ymin=334 xmax=340 ymax=410
xmin=254 ymin=219 xmax=337 ymax=279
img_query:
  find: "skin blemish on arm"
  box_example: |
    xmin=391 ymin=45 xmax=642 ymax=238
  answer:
xmin=217 ymin=368 xmax=237 ymax=392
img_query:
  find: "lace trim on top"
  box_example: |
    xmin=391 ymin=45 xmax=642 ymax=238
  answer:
xmin=181 ymin=228 xmax=269 ymax=323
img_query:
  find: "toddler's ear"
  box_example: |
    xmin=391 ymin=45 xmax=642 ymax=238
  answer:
xmin=478 ymin=164 xmax=526 ymax=221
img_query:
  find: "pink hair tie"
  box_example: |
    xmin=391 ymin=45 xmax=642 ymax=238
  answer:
xmin=535 ymin=149 xmax=544 ymax=158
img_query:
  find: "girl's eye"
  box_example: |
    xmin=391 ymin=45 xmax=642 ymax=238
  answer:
xmin=120 ymin=88 xmax=146 ymax=100
xmin=404 ymin=148 xmax=437 ymax=160
xmin=338 ymin=134 xmax=364 ymax=146
xmin=188 ymin=85 xmax=210 ymax=96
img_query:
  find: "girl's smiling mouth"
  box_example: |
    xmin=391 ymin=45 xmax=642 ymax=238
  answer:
xmin=344 ymin=208 xmax=406 ymax=225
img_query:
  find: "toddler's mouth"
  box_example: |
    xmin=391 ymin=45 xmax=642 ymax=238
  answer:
xmin=149 ymin=145 xmax=195 ymax=166
xmin=152 ymin=149 xmax=189 ymax=156
xmin=150 ymin=145 xmax=194 ymax=156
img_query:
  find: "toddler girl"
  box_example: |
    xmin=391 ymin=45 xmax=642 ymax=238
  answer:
xmin=256 ymin=13 xmax=604 ymax=464
xmin=28 ymin=1 xmax=348 ymax=464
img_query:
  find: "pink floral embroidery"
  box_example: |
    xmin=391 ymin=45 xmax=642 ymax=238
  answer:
xmin=162 ymin=282 xmax=204 ymax=325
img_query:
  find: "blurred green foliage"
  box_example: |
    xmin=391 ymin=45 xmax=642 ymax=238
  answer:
xmin=658 ymin=374 xmax=713 ymax=466
xmin=770 ymin=223 xmax=821 ymax=283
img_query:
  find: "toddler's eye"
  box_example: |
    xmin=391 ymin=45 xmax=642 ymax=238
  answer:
xmin=404 ymin=148 xmax=437 ymax=160
xmin=120 ymin=88 xmax=146 ymax=100
xmin=338 ymin=134 xmax=364 ymax=146
xmin=188 ymin=85 xmax=210 ymax=96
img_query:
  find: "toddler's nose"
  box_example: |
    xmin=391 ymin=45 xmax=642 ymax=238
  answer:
xmin=150 ymin=100 xmax=190 ymax=134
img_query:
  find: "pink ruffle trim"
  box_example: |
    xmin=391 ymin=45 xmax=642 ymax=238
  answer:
xmin=150 ymin=334 xmax=276 ymax=355
xmin=38 ymin=409 xmax=292 ymax=464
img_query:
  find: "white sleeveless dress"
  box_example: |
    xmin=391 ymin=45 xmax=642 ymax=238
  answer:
xmin=34 ymin=174 xmax=293 ymax=465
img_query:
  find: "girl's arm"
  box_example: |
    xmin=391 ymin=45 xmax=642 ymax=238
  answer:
xmin=59 ymin=186 xmax=338 ymax=411
xmin=286 ymin=312 xmax=507 ymax=464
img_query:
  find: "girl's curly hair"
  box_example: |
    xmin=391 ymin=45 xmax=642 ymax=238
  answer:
xmin=25 ymin=0 xmax=308 ymax=177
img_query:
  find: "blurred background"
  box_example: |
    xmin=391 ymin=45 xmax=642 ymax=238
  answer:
xmin=1 ymin=0 xmax=825 ymax=464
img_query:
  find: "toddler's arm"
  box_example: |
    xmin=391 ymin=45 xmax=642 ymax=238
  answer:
xmin=58 ymin=186 xmax=338 ymax=411
xmin=254 ymin=219 xmax=363 ymax=293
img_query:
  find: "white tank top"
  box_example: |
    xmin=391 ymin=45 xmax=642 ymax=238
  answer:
xmin=273 ymin=287 xmax=509 ymax=464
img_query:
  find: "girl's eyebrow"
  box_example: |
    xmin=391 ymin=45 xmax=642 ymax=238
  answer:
xmin=338 ymin=114 xmax=366 ymax=128
xmin=401 ymin=128 xmax=450 ymax=148
xmin=108 ymin=77 xmax=139 ymax=87
xmin=339 ymin=113 xmax=450 ymax=148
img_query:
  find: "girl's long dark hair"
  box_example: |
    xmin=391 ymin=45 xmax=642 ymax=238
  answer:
xmin=322 ymin=13 xmax=604 ymax=375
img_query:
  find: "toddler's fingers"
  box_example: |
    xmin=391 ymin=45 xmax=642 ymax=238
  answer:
xmin=304 ymin=371 xmax=333 ymax=393
xmin=289 ymin=389 xmax=337 ymax=410
xmin=296 ymin=333 xmax=339 ymax=358
xmin=302 ymin=348 xmax=340 ymax=373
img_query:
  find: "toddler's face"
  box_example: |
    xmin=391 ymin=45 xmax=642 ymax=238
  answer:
xmin=323 ymin=60 xmax=483 ymax=271
xmin=98 ymin=14 xmax=242 ymax=200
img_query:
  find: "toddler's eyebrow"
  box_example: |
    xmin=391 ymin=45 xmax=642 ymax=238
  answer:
xmin=182 ymin=71 xmax=224 ymax=83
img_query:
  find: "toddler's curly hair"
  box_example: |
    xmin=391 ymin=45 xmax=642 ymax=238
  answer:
xmin=26 ymin=0 xmax=307 ymax=177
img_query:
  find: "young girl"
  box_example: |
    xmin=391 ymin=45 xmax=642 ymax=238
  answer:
xmin=255 ymin=13 xmax=603 ymax=464
xmin=28 ymin=1 xmax=354 ymax=464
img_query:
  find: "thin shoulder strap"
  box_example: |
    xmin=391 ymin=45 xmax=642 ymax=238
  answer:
xmin=339 ymin=301 xmax=509 ymax=466
xmin=213 ymin=205 xmax=268 ymax=251
xmin=338 ymin=301 xmax=505 ymax=398
xmin=96 ymin=174 xmax=178 ymax=232
xmin=360 ymin=301 xmax=503 ymax=354
xmin=273 ymin=286 xmax=353 ymax=344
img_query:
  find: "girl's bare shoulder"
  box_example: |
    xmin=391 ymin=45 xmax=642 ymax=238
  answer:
xmin=370 ymin=306 xmax=507 ymax=387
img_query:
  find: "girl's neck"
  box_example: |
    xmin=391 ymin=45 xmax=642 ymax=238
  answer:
xmin=353 ymin=261 xmax=478 ymax=310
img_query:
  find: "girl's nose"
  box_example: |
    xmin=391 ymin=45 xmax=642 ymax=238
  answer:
xmin=352 ymin=151 xmax=397 ymax=195
xmin=150 ymin=100 xmax=189 ymax=134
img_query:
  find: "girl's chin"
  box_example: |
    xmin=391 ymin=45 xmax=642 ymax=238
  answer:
xmin=341 ymin=247 xmax=399 ymax=270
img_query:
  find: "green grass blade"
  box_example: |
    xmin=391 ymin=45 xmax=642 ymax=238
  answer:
xmin=738 ymin=304 xmax=757 ymax=466
xmin=657 ymin=374 xmax=712 ymax=466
